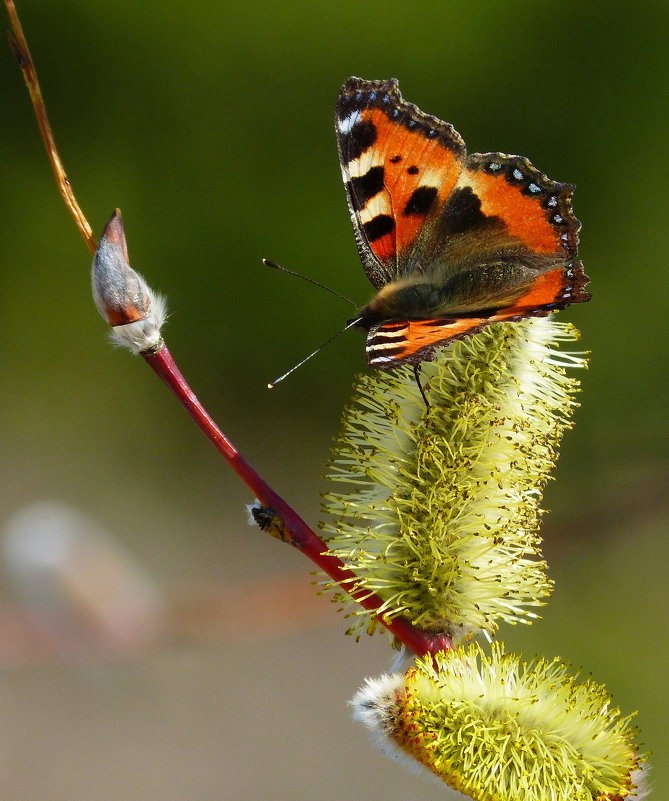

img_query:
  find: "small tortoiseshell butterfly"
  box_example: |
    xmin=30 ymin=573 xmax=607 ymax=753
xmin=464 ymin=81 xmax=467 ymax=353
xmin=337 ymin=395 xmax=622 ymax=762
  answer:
xmin=336 ymin=77 xmax=591 ymax=369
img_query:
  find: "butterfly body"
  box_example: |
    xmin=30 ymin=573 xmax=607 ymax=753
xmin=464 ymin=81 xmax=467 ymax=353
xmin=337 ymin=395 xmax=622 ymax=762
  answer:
xmin=336 ymin=77 xmax=591 ymax=368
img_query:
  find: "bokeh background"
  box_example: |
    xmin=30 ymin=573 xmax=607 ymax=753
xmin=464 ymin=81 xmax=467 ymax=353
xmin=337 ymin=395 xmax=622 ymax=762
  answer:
xmin=0 ymin=1 xmax=667 ymax=799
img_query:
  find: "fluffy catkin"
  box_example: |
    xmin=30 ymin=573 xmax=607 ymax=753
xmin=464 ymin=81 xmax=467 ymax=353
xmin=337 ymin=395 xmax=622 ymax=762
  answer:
xmin=321 ymin=317 xmax=586 ymax=638
xmin=351 ymin=643 xmax=643 ymax=801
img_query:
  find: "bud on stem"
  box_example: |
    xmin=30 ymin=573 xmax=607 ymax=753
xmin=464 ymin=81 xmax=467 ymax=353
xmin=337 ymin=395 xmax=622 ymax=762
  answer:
xmin=91 ymin=210 xmax=166 ymax=354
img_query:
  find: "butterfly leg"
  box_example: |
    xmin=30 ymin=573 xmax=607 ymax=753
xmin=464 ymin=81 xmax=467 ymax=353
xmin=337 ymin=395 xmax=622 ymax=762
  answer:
xmin=413 ymin=364 xmax=430 ymax=409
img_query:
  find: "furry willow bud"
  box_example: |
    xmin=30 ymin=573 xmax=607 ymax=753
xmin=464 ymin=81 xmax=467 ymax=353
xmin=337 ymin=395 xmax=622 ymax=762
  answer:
xmin=321 ymin=317 xmax=586 ymax=638
xmin=351 ymin=643 xmax=643 ymax=801
xmin=92 ymin=210 xmax=166 ymax=354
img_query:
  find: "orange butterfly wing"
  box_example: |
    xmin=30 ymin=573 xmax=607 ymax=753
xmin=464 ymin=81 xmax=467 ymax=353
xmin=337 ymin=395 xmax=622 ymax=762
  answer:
xmin=366 ymin=268 xmax=583 ymax=367
xmin=336 ymin=77 xmax=466 ymax=288
xmin=336 ymin=78 xmax=590 ymax=369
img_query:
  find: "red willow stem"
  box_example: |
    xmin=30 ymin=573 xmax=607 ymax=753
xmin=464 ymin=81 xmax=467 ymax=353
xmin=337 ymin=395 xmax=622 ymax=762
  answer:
xmin=143 ymin=345 xmax=453 ymax=657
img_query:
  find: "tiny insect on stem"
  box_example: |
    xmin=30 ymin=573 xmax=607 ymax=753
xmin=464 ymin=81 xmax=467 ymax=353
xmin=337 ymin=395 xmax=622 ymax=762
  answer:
xmin=142 ymin=347 xmax=453 ymax=657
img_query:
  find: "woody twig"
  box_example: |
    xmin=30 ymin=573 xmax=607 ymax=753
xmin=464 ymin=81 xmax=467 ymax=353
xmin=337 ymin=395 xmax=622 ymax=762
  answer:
xmin=4 ymin=0 xmax=95 ymax=254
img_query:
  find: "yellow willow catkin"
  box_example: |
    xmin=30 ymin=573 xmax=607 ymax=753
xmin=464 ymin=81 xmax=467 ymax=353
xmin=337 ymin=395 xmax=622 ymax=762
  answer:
xmin=351 ymin=643 xmax=644 ymax=801
xmin=321 ymin=316 xmax=587 ymax=638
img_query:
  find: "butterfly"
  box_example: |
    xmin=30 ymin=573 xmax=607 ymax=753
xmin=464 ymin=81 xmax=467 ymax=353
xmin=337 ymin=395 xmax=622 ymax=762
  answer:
xmin=336 ymin=77 xmax=591 ymax=369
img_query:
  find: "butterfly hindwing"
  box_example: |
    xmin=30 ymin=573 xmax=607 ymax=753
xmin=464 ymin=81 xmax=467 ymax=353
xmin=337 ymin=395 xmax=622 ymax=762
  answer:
xmin=458 ymin=151 xmax=580 ymax=259
xmin=365 ymin=265 xmax=587 ymax=367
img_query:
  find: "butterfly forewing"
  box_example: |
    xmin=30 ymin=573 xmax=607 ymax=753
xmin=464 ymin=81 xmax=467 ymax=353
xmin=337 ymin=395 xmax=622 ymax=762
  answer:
xmin=336 ymin=77 xmax=466 ymax=288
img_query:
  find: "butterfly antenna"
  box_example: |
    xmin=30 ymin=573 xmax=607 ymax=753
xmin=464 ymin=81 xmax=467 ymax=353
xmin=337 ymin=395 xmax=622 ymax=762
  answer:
xmin=263 ymin=259 xmax=357 ymax=306
xmin=268 ymin=317 xmax=362 ymax=389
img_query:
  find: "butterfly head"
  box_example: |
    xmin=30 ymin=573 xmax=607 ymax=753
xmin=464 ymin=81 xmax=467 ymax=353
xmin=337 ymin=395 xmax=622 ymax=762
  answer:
xmin=352 ymin=275 xmax=445 ymax=332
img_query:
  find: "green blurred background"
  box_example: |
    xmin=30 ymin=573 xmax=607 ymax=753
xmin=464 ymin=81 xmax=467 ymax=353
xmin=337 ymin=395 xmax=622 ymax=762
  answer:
xmin=0 ymin=0 xmax=667 ymax=798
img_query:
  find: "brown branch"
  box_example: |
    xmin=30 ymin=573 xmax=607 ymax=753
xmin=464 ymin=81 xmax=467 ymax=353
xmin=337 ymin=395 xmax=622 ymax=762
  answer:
xmin=4 ymin=0 xmax=96 ymax=253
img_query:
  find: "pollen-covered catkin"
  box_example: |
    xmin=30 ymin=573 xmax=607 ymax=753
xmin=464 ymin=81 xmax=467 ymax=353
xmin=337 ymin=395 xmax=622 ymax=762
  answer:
xmin=321 ymin=317 xmax=587 ymax=638
xmin=350 ymin=643 xmax=643 ymax=801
